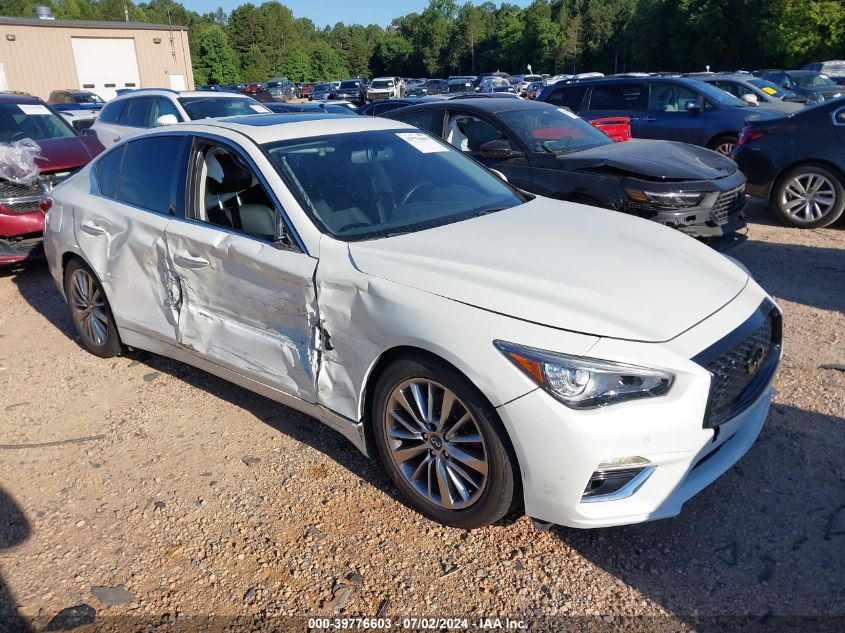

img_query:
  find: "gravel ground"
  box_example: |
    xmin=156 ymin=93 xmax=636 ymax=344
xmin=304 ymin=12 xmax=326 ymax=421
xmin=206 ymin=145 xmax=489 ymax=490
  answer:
xmin=0 ymin=202 xmax=843 ymax=630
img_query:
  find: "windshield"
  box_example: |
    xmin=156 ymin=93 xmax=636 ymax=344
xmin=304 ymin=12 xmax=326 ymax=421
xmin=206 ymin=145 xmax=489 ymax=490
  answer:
xmin=423 ymin=79 xmax=443 ymax=87
xmin=178 ymin=96 xmax=269 ymax=119
xmin=523 ymin=75 xmax=542 ymax=83
xmin=264 ymin=129 xmax=524 ymax=241
xmin=72 ymin=93 xmax=104 ymax=104
xmin=371 ymin=80 xmax=394 ymax=89
xmin=793 ymin=73 xmax=836 ymax=87
xmin=0 ymin=102 xmax=76 ymax=141
xmin=748 ymin=78 xmax=794 ymax=98
xmin=498 ymin=106 xmax=612 ymax=154
xmin=693 ymin=81 xmax=748 ymax=107
xmin=448 ymin=82 xmax=474 ymax=93
xmin=340 ymin=81 xmax=361 ymax=89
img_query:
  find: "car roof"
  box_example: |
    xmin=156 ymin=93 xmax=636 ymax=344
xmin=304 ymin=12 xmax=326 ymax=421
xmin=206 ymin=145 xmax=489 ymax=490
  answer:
xmin=111 ymin=89 xmax=253 ymax=101
xmin=169 ymin=113 xmax=414 ymax=144
xmin=0 ymin=92 xmax=42 ymax=104
xmin=389 ymin=96 xmax=550 ymax=115
xmin=786 ymin=70 xmax=822 ymax=76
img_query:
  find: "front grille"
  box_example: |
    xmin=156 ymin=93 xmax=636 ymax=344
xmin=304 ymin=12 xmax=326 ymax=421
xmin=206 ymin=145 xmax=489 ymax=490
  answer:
xmin=694 ymin=301 xmax=781 ymax=428
xmin=710 ymin=185 xmax=745 ymax=224
xmin=0 ymin=179 xmax=40 ymax=200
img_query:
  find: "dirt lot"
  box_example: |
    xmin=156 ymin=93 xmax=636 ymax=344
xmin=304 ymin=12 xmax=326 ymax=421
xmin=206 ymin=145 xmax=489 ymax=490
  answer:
xmin=1 ymin=203 xmax=843 ymax=630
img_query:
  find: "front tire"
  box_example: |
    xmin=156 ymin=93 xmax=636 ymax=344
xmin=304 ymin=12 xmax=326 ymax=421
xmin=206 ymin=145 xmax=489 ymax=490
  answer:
xmin=772 ymin=164 xmax=845 ymax=228
xmin=708 ymin=134 xmax=739 ymax=157
xmin=64 ymin=258 xmax=122 ymax=358
xmin=372 ymin=354 xmax=517 ymax=529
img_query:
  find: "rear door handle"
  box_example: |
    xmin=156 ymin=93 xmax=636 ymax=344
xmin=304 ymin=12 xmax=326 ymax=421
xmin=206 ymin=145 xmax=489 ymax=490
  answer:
xmin=80 ymin=221 xmax=105 ymax=236
xmin=174 ymin=252 xmax=209 ymax=269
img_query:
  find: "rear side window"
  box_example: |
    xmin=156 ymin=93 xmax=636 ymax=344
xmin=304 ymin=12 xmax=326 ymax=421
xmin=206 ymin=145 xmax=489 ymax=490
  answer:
xmin=99 ymin=99 xmax=127 ymax=124
xmin=392 ymin=110 xmax=441 ymax=134
xmin=96 ymin=145 xmax=125 ymax=198
xmin=123 ymin=97 xmax=152 ymax=127
xmin=545 ymin=85 xmax=588 ymax=110
xmin=588 ymin=83 xmax=646 ymax=110
xmin=115 ymin=136 xmax=186 ymax=214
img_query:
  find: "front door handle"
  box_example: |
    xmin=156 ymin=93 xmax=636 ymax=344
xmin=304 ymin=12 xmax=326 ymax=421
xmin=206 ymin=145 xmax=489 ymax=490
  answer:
xmin=80 ymin=221 xmax=105 ymax=236
xmin=174 ymin=252 xmax=209 ymax=269
xmin=113 ymin=136 xmax=121 ymax=143
xmin=641 ymin=117 xmax=657 ymax=122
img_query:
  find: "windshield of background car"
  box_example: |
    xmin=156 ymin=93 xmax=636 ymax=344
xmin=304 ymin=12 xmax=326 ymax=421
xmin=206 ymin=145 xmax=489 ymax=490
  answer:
xmin=178 ymin=97 xmax=269 ymax=118
xmin=340 ymin=81 xmax=361 ymax=89
xmin=793 ymin=74 xmax=836 ymax=87
xmin=693 ymin=81 xmax=747 ymax=107
xmin=448 ymin=82 xmax=474 ymax=93
xmin=72 ymin=93 xmax=104 ymax=104
xmin=263 ymin=129 xmax=524 ymax=241
xmin=747 ymin=78 xmax=794 ymax=98
xmin=498 ymin=106 xmax=612 ymax=153
xmin=371 ymin=80 xmax=394 ymax=89
xmin=0 ymin=102 xmax=76 ymax=141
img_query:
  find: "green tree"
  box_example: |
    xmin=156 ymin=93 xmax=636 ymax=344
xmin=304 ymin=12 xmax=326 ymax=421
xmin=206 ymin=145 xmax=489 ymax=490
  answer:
xmin=760 ymin=0 xmax=845 ymax=66
xmin=240 ymin=42 xmax=271 ymax=82
xmin=192 ymin=23 xmax=239 ymax=85
xmin=279 ymin=47 xmax=310 ymax=81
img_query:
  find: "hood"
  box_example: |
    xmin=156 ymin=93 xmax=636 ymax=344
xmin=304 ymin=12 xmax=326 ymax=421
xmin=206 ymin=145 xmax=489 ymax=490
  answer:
xmin=348 ymin=197 xmax=749 ymax=342
xmin=34 ymin=136 xmax=103 ymax=173
xmin=559 ymin=139 xmax=737 ymax=181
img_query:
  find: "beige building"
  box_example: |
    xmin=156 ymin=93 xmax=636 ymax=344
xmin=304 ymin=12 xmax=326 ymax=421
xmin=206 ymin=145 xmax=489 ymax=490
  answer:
xmin=0 ymin=16 xmax=194 ymax=101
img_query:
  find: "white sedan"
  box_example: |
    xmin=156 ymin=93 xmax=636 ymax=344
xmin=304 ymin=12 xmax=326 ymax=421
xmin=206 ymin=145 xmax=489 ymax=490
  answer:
xmin=43 ymin=113 xmax=781 ymax=529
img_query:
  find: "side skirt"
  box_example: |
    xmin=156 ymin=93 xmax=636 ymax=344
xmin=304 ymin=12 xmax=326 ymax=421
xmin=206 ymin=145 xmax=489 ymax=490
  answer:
xmin=119 ymin=328 xmax=369 ymax=456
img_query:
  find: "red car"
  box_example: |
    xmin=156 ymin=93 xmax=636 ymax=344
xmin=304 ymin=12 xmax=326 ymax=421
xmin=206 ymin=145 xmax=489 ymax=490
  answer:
xmin=242 ymin=83 xmax=264 ymax=94
xmin=0 ymin=94 xmax=103 ymax=264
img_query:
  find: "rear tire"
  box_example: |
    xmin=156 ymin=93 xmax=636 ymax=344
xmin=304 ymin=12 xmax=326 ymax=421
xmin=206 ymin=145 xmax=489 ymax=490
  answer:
xmin=372 ymin=353 xmax=517 ymax=529
xmin=64 ymin=258 xmax=122 ymax=358
xmin=772 ymin=164 xmax=845 ymax=228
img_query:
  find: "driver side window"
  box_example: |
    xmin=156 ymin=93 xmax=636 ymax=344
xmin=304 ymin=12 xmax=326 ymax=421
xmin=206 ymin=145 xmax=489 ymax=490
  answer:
xmin=189 ymin=141 xmax=282 ymax=243
xmin=445 ymin=113 xmax=507 ymax=156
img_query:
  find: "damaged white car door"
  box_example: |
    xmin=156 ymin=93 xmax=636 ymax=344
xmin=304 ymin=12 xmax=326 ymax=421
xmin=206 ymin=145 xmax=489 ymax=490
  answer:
xmin=164 ymin=135 xmax=320 ymax=401
xmin=74 ymin=135 xmax=189 ymax=343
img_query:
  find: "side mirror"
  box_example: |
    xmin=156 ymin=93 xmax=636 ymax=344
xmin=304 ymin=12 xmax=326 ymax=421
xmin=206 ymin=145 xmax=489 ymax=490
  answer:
xmin=81 ymin=127 xmax=97 ymax=137
xmin=479 ymin=139 xmax=523 ymax=161
xmin=684 ymin=99 xmax=702 ymax=113
xmin=156 ymin=114 xmax=178 ymax=127
xmin=740 ymin=93 xmax=758 ymax=105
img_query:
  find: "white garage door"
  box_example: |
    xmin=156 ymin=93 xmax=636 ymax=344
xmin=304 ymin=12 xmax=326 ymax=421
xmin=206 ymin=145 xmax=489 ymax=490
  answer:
xmin=71 ymin=37 xmax=141 ymax=101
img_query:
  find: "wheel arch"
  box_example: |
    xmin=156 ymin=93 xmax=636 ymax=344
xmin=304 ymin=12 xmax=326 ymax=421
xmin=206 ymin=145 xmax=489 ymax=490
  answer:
xmin=705 ymin=130 xmax=740 ymax=150
xmin=357 ymin=345 xmax=523 ymax=491
xmin=768 ymin=159 xmax=845 ymax=204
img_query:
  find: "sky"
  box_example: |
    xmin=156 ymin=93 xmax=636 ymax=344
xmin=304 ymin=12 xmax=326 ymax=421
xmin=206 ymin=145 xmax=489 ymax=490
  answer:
xmin=179 ymin=0 xmax=532 ymax=28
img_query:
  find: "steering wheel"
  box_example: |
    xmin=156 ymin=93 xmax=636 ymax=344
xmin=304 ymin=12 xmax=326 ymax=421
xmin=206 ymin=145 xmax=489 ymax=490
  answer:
xmin=400 ymin=182 xmax=435 ymax=206
xmin=337 ymin=222 xmax=371 ymax=233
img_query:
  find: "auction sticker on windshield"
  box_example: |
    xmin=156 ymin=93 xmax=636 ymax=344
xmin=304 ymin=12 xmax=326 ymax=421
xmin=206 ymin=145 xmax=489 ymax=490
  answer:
xmin=396 ymin=132 xmax=449 ymax=153
xmin=18 ymin=104 xmax=51 ymax=115
xmin=761 ymin=86 xmax=777 ymax=95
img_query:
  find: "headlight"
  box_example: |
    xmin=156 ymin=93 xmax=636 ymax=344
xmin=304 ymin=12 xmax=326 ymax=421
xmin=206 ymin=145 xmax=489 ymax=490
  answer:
xmin=625 ymin=188 xmax=705 ymax=209
xmin=494 ymin=341 xmax=674 ymax=409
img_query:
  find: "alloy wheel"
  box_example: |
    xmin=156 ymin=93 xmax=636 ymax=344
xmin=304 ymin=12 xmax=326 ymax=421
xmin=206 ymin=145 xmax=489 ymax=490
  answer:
xmin=715 ymin=141 xmax=736 ymax=156
xmin=781 ymin=172 xmax=837 ymax=222
xmin=69 ymin=269 xmax=109 ymax=348
xmin=383 ymin=379 xmax=489 ymax=510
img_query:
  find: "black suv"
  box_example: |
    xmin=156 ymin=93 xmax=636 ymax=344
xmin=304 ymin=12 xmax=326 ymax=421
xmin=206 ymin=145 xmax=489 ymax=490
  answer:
xmin=333 ymin=78 xmax=368 ymax=105
xmin=756 ymin=70 xmax=844 ymax=104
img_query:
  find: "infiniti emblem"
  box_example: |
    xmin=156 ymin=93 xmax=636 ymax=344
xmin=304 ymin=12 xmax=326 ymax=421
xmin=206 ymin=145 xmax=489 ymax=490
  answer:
xmin=746 ymin=344 xmax=766 ymax=375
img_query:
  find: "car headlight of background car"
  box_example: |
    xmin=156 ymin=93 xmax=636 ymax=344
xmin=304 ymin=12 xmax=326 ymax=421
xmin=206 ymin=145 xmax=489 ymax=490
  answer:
xmin=495 ymin=341 xmax=674 ymax=409
xmin=624 ymin=188 xmax=705 ymax=209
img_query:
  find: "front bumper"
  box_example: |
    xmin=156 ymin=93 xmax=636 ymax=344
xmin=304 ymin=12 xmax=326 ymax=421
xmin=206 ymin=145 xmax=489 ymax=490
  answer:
xmin=0 ymin=209 xmax=45 ymax=264
xmin=619 ymin=173 xmax=748 ymax=238
xmin=495 ymin=286 xmax=779 ymax=529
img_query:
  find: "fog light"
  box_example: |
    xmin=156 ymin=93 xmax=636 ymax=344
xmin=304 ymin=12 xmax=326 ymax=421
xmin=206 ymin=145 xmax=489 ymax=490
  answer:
xmin=581 ymin=457 xmax=654 ymax=503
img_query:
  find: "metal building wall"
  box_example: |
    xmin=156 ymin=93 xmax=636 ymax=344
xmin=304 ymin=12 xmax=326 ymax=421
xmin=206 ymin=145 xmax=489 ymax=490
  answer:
xmin=0 ymin=19 xmax=194 ymax=100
